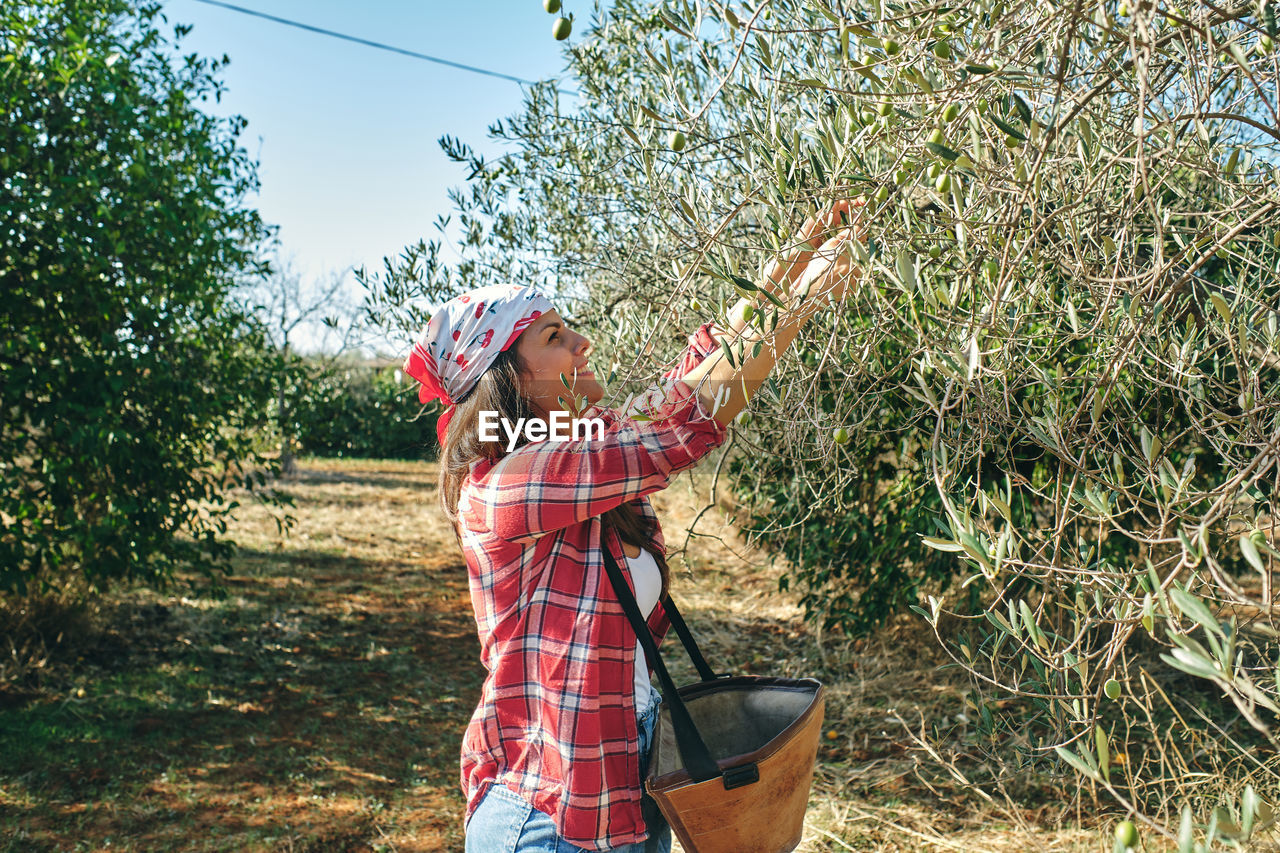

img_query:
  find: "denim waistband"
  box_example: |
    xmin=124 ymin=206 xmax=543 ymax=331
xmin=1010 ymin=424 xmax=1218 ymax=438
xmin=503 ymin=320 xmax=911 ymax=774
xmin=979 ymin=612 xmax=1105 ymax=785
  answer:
xmin=637 ymin=685 xmax=662 ymax=721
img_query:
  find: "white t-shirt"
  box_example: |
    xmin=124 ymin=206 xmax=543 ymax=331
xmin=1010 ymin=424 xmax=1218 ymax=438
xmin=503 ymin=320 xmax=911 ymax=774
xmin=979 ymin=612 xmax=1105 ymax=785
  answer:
xmin=626 ymin=547 xmax=663 ymax=708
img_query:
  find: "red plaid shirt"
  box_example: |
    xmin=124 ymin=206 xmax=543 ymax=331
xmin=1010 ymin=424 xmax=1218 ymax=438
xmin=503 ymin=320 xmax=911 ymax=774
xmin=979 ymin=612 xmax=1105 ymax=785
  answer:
xmin=456 ymin=322 xmax=729 ymax=851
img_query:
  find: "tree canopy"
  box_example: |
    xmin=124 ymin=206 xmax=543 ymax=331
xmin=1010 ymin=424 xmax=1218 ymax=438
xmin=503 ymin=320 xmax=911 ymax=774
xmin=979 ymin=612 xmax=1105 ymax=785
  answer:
xmin=1 ymin=0 xmax=277 ymax=596
xmin=363 ymin=0 xmax=1280 ymax=841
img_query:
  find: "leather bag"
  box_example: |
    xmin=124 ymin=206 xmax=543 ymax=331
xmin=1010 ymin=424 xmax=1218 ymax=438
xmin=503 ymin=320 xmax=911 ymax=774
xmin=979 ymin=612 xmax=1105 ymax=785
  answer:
xmin=602 ymin=547 xmax=824 ymax=853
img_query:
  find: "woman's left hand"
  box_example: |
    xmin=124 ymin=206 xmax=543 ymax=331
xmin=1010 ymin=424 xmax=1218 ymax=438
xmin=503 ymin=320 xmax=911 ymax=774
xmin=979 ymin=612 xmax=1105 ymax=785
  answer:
xmin=761 ymin=198 xmax=861 ymax=293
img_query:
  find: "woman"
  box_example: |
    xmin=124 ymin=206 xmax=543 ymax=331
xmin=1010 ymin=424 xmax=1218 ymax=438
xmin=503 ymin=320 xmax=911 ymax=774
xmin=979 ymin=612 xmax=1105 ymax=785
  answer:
xmin=403 ymin=199 xmax=864 ymax=853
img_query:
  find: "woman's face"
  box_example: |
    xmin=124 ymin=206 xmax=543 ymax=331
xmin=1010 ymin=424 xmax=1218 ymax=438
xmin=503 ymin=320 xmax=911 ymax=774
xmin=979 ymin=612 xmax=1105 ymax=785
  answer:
xmin=514 ymin=310 xmax=605 ymax=417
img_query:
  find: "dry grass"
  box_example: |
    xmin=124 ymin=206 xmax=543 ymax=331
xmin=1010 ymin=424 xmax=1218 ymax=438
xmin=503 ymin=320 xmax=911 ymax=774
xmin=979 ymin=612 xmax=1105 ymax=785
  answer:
xmin=0 ymin=456 xmax=1137 ymax=851
xmin=1 ymin=458 xmax=477 ymax=852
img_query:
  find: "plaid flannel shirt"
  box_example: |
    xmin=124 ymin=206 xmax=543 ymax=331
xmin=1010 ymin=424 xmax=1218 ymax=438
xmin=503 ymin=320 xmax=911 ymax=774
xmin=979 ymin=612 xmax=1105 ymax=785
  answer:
xmin=456 ymin=321 xmax=729 ymax=851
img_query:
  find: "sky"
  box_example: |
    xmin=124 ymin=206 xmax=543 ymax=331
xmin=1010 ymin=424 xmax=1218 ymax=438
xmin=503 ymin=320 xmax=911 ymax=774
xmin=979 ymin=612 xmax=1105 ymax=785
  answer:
xmin=157 ymin=0 xmax=583 ymax=353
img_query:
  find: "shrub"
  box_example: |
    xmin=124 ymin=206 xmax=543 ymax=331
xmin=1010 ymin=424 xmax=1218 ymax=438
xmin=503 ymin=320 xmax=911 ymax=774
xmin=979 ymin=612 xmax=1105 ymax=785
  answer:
xmin=285 ymin=358 xmax=436 ymax=461
xmin=0 ymin=0 xmax=277 ymax=596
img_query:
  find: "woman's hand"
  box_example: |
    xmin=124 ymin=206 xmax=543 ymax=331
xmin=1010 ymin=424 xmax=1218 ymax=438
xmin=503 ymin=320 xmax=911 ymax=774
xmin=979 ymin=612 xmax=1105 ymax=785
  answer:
xmin=681 ymin=200 xmax=867 ymax=427
xmin=791 ymin=238 xmax=858 ymax=310
xmin=760 ymin=198 xmax=860 ymax=295
xmin=789 ymin=201 xmax=867 ymax=309
xmin=703 ymin=198 xmax=866 ymax=355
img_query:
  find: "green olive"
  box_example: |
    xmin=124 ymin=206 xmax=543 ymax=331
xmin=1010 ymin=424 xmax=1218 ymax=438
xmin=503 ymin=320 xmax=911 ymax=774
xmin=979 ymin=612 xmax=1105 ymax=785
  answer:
xmin=552 ymin=16 xmax=572 ymax=40
xmin=669 ymin=130 xmax=687 ymax=151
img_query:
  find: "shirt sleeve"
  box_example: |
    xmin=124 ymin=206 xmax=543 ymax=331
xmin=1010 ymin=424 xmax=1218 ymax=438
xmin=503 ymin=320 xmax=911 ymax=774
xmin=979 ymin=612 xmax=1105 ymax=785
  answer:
xmin=666 ymin=321 xmax=724 ymax=381
xmin=464 ymin=323 xmax=730 ymax=545
xmin=468 ymin=382 xmax=726 ymax=544
xmin=620 ymin=320 xmax=726 ymax=421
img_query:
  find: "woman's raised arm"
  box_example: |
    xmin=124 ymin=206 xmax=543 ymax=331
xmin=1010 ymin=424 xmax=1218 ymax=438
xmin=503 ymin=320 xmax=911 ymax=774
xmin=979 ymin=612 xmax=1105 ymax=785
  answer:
xmin=708 ymin=199 xmax=856 ymax=345
xmin=680 ymin=201 xmax=866 ymax=428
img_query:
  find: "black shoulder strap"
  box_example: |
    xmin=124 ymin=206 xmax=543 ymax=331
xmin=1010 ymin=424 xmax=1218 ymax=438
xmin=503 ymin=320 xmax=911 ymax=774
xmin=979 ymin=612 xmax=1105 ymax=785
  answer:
xmin=662 ymin=591 xmax=720 ymax=682
xmin=600 ymin=543 xmax=722 ymax=783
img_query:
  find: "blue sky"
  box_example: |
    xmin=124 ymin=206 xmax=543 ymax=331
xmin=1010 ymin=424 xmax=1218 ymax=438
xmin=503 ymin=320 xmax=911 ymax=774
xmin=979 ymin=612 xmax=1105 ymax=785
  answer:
xmin=158 ymin=0 xmax=582 ymax=351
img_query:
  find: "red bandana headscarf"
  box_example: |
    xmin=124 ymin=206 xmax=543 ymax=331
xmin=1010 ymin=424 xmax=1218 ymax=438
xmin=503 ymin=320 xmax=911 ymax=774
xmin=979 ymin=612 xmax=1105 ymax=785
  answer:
xmin=403 ymin=284 xmax=556 ymax=448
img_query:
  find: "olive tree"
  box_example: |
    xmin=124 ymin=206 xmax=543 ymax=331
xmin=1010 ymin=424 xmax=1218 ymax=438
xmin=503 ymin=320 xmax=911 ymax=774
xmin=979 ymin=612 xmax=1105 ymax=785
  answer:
xmin=0 ymin=1 xmax=276 ymax=599
xmin=362 ymin=0 xmax=1280 ymax=845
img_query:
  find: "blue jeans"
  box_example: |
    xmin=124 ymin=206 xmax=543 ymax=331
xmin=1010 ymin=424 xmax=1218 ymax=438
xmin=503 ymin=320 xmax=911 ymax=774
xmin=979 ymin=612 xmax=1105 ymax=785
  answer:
xmin=465 ymin=689 xmax=672 ymax=853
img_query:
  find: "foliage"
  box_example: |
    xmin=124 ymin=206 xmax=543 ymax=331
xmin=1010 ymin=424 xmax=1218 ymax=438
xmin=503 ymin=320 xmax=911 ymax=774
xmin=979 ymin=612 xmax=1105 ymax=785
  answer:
xmin=283 ymin=357 xmax=435 ymax=461
xmin=360 ymin=0 xmax=1280 ymax=843
xmin=0 ymin=0 xmax=276 ymax=597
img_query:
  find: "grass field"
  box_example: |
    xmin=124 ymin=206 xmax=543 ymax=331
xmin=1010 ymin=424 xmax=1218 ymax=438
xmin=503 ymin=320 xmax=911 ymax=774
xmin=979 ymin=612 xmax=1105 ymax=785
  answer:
xmin=1 ymin=457 xmax=1110 ymax=852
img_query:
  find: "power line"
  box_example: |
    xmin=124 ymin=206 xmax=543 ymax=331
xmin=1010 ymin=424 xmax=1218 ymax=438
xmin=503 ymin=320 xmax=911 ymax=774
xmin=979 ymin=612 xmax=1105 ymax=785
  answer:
xmin=188 ymin=0 xmax=580 ymax=97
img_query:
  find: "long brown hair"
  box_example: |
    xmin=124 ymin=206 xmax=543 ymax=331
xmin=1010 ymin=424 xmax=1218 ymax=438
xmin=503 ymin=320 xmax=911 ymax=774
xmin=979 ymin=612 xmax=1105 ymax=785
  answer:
xmin=438 ymin=344 xmax=672 ymax=594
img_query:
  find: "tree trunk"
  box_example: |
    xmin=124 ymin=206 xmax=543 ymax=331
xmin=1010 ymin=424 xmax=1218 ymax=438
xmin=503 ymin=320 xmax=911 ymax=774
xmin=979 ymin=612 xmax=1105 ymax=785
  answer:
xmin=279 ymin=344 xmax=295 ymax=476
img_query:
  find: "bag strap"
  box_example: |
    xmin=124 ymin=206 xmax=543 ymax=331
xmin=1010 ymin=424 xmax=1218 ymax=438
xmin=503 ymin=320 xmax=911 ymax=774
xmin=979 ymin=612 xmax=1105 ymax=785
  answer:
xmin=661 ymin=588 xmax=720 ymax=682
xmin=601 ymin=543 xmax=723 ymax=783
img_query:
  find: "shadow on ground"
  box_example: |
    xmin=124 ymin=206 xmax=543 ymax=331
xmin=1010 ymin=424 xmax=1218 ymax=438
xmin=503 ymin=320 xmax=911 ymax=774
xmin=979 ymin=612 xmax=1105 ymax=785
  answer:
xmin=1 ymin=461 xmax=482 ymax=852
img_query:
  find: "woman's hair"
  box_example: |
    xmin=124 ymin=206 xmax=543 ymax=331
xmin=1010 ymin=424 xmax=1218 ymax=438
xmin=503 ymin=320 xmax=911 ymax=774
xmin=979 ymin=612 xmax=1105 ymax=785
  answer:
xmin=438 ymin=343 xmax=672 ymax=594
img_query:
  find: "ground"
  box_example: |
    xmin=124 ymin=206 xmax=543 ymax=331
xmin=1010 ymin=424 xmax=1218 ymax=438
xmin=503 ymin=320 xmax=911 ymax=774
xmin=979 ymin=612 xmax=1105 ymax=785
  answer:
xmin=0 ymin=457 xmax=1106 ymax=852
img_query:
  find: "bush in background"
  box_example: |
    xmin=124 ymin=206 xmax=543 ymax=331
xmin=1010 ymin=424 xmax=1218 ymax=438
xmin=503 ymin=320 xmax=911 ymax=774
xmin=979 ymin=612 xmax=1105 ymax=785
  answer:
xmin=284 ymin=358 xmax=436 ymax=462
xmin=1 ymin=0 xmax=276 ymax=599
